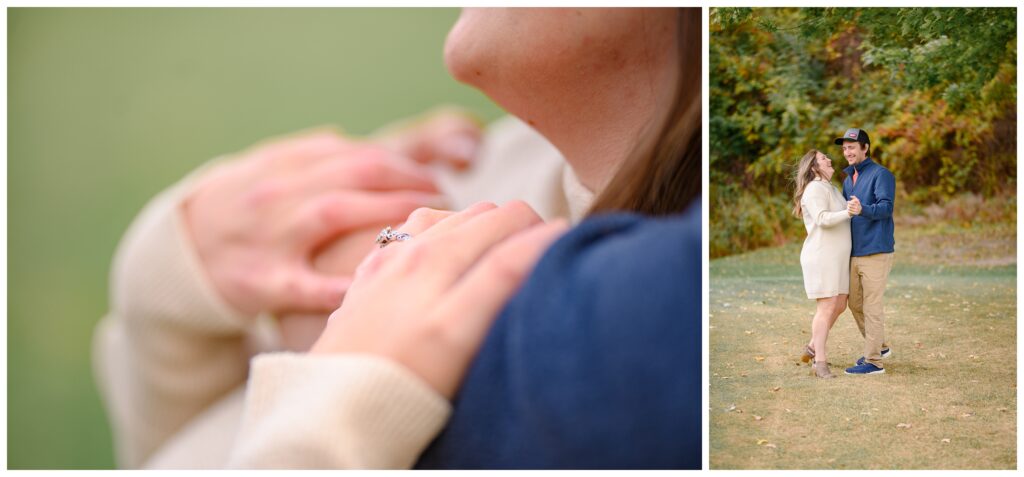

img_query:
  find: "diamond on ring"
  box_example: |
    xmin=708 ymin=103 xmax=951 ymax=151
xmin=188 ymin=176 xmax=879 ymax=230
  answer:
xmin=375 ymin=226 xmax=412 ymax=248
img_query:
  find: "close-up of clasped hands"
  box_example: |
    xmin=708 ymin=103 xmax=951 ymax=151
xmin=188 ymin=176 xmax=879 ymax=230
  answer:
xmin=90 ymin=7 xmax=701 ymax=469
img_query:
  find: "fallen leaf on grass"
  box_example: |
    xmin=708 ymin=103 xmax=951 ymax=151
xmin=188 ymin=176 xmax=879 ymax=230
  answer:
xmin=765 ymin=443 xmax=777 ymax=449
xmin=771 ymin=386 xmax=781 ymax=392
xmin=941 ymin=438 xmax=951 ymax=443
xmin=754 ymin=356 xmax=766 ymax=362
xmin=998 ymin=408 xmax=1008 ymax=413
xmin=896 ymin=423 xmax=912 ymax=429
xmin=754 ymin=415 xmax=763 ymax=421
xmin=726 ymin=404 xmax=736 ymax=412
xmin=744 ymin=330 xmax=754 ymax=335
xmin=960 ymin=413 xmax=974 ymax=418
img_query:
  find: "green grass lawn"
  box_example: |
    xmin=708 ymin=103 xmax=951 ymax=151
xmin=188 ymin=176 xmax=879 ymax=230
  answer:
xmin=710 ymin=221 xmax=1016 ymax=469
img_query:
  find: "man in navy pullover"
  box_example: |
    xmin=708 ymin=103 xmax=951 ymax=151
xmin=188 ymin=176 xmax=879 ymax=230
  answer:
xmin=836 ymin=128 xmax=895 ymax=375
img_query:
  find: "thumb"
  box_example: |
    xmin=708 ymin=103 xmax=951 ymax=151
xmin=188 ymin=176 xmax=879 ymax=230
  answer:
xmin=400 ymin=110 xmax=482 ymax=169
xmin=407 ymin=129 xmax=481 ymax=170
xmin=430 ymin=132 xmax=480 ymax=169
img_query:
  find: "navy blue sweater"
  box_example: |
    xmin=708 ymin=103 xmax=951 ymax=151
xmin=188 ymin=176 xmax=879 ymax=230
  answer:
xmin=842 ymin=158 xmax=895 ymax=256
xmin=414 ymin=201 xmax=702 ymax=469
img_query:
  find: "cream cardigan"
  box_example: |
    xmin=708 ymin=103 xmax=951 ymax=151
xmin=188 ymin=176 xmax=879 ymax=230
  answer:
xmin=92 ymin=115 xmax=591 ymax=469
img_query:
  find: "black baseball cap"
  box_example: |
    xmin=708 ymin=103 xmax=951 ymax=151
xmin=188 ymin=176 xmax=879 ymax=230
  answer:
xmin=834 ymin=128 xmax=870 ymax=145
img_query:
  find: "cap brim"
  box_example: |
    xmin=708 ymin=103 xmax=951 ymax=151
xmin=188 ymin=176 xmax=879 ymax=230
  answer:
xmin=833 ymin=137 xmax=853 ymax=145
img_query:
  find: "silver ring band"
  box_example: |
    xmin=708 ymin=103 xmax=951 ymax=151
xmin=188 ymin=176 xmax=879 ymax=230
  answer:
xmin=375 ymin=226 xmax=412 ymax=248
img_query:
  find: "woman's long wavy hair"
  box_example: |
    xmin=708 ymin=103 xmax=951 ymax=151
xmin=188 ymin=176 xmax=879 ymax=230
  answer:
xmin=792 ymin=149 xmax=824 ymax=218
xmin=587 ymin=8 xmax=701 ymax=217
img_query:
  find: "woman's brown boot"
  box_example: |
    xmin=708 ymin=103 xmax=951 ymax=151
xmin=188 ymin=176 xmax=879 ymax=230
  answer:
xmin=811 ymin=360 xmax=835 ymax=379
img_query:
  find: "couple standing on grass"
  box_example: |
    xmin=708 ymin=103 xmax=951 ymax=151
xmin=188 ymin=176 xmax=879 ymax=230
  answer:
xmin=793 ymin=128 xmax=895 ymax=379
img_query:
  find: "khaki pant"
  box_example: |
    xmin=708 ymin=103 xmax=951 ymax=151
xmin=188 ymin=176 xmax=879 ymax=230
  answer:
xmin=849 ymin=252 xmax=894 ymax=368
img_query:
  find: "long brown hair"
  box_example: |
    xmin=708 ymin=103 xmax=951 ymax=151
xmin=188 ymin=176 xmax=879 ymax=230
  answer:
xmin=792 ymin=149 xmax=824 ymax=218
xmin=587 ymin=8 xmax=701 ymax=217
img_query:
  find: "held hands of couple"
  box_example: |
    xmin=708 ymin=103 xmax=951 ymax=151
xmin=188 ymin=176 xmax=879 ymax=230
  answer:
xmin=847 ymin=196 xmax=862 ymax=216
xmin=310 ymin=201 xmax=569 ymax=398
xmin=183 ymin=111 xmax=482 ymax=318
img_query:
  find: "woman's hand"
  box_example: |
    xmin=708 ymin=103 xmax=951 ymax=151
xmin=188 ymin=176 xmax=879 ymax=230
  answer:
xmin=373 ymin=106 xmax=483 ymax=170
xmin=271 ymin=111 xmax=485 ymax=349
xmin=310 ymin=201 xmax=568 ymax=398
xmin=183 ymin=129 xmax=445 ymax=317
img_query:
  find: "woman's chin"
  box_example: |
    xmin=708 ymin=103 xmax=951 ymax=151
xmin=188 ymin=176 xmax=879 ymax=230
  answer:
xmin=443 ymin=13 xmax=483 ymax=86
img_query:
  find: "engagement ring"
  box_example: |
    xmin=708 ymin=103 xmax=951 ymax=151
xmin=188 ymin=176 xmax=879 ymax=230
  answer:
xmin=375 ymin=226 xmax=412 ymax=248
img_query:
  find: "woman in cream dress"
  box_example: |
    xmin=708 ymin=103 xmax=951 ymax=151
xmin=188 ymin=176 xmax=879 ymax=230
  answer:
xmin=793 ymin=149 xmax=856 ymax=378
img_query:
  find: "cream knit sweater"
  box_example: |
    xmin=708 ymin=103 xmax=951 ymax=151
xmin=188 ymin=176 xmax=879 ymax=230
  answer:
xmin=798 ymin=178 xmax=852 ymax=299
xmin=92 ymin=116 xmax=586 ymax=469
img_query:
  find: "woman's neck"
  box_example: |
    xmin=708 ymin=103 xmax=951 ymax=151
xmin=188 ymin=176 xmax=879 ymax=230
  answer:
xmin=507 ymin=14 xmax=680 ymax=195
xmin=550 ymin=62 xmax=679 ymax=194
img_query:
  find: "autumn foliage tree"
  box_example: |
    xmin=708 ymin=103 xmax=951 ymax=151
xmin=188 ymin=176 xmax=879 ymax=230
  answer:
xmin=710 ymin=7 xmax=1016 ymax=257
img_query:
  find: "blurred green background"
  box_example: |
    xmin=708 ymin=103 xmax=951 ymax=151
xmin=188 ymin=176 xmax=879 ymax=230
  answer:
xmin=8 ymin=8 xmax=503 ymax=469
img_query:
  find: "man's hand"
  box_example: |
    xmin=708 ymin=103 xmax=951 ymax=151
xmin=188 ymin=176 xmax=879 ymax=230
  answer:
xmin=848 ymin=196 xmax=862 ymax=216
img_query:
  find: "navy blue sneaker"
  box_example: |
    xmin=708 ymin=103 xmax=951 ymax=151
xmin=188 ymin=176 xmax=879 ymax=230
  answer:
xmin=845 ymin=362 xmax=885 ymax=375
xmin=855 ymin=347 xmax=892 ymax=366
